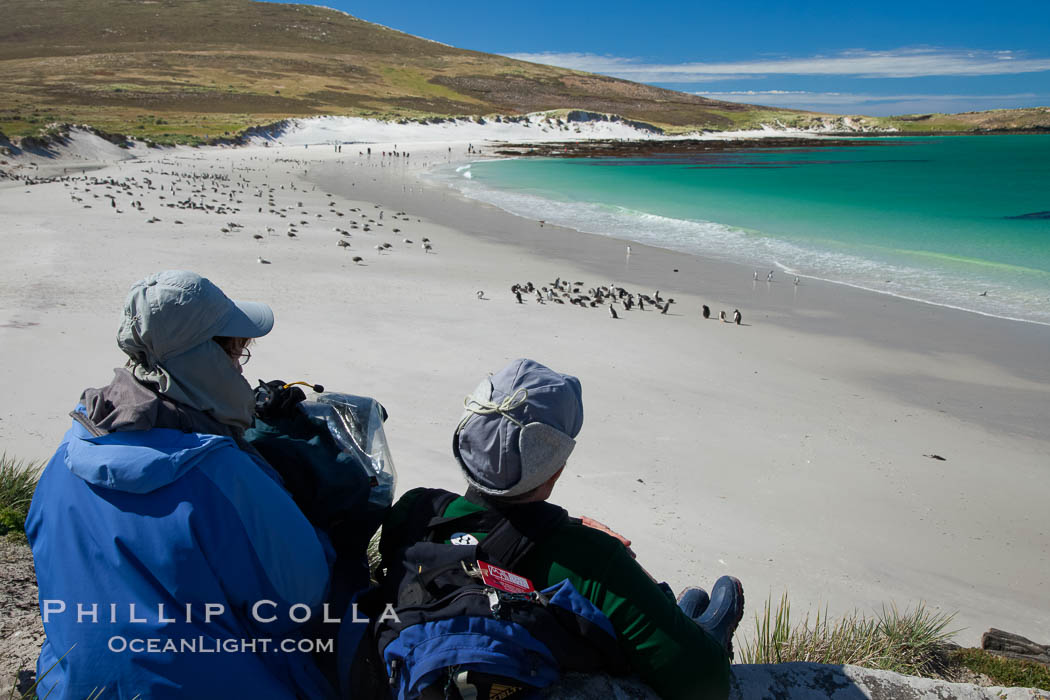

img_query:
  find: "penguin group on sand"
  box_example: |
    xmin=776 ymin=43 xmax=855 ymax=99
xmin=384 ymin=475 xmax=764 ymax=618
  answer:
xmin=507 ymin=276 xmax=749 ymax=328
xmin=511 ymin=278 xmax=676 ymax=316
xmin=39 ymin=159 xmax=436 ymax=270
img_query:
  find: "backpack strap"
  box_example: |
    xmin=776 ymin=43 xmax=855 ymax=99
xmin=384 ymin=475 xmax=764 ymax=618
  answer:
xmin=476 ymin=516 xmax=533 ymax=569
xmin=460 ymin=491 xmax=572 ymax=570
xmin=379 ymin=488 xmax=461 ymax=582
xmin=388 ymin=488 xmax=572 ymax=571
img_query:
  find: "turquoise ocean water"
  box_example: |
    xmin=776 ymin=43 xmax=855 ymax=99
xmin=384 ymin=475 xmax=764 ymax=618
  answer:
xmin=436 ymin=135 xmax=1050 ymax=325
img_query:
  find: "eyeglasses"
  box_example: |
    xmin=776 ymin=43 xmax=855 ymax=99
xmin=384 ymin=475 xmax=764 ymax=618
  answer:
xmin=232 ymin=346 xmax=251 ymax=366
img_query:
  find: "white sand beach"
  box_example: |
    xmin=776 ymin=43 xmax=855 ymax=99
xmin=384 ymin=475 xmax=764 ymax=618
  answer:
xmin=1 ymin=120 xmax=1047 ymax=649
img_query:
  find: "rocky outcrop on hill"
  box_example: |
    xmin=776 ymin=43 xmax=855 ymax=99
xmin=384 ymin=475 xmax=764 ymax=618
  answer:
xmin=562 ymin=111 xmax=664 ymax=134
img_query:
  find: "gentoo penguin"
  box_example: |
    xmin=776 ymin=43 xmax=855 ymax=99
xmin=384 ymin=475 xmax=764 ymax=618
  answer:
xmin=733 ymin=309 xmax=741 ymax=325
xmin=257 ymin=257 xmax=271 ymax=264
xmin=719 ymin=310 xmax=727 ymax=322
xmin=767 ymin=270 xmax=774 ymax=282
xmin=514 ymin=290 xmax=523 ymax=304
xmin=609 ymin=305 xmax=619 ymax=319
xmin=661 ymin=302 xmax=670 ymax=315
xmin=702 ymin=305 xmax=710 ymax=319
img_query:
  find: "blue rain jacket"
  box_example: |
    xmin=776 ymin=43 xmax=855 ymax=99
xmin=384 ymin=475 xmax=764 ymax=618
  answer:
xmin=25 ymin=412 xmax=338 ymax=699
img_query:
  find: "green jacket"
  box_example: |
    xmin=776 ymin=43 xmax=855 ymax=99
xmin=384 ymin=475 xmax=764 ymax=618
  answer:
xmin=380 ymin=488 xmax=731 ymax=700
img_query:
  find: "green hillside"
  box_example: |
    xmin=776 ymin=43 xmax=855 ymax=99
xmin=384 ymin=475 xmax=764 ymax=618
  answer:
xmin=1 ymin=0 xmax=1046 ymax=144
xmin=0 ymin=0 xmax=801 ymax=143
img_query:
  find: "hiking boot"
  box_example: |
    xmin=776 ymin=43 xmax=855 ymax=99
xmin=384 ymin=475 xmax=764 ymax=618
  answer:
xmin=676 ymin=586 xmax=710 ymax=619
xmin=695 ymin=576 xmax=744 ymax=660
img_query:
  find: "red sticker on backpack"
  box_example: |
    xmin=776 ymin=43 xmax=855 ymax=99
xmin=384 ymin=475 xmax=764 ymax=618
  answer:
xmin=478 ymin=560 xmax=536 ymax=594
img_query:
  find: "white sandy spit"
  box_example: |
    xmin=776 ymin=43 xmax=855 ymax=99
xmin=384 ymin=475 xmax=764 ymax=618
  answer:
xmin=0 ymin=122 xmax=1047 ymax=654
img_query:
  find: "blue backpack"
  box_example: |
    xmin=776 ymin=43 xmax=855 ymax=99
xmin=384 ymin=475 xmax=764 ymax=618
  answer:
xmin=373 ymin=489 xmax=626 ymax=700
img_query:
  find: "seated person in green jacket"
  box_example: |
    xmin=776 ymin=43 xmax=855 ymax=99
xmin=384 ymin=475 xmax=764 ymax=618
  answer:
xmin=380 ymin=358 xmax=743 ymax=700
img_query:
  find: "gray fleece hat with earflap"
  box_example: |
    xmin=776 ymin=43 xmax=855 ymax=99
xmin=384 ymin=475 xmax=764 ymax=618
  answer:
xmin=454 ymin=358 xmax=583 ymax=498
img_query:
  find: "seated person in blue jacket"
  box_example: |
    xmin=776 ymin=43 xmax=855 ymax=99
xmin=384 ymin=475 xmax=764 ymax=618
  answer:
xmin=26 ymin=270 xmax=341 ymax=699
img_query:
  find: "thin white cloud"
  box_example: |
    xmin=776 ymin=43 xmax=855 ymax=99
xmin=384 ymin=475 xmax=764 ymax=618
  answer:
xmin=699 ymin=90 xmax=1040 ymax=106
xmin=502 ymin=48 xmax=1050 ymax=81
xmin=693 ymin=90 xmax=1046 ymax=116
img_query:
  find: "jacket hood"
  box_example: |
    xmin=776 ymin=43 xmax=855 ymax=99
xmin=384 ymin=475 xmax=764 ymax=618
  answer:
xmin=63 ymin=418 xmax=235 ymax=494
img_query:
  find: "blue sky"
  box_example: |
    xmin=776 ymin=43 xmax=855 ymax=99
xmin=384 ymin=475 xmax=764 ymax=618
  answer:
xmin=281 ymin=0 xmax=1050 ymax=116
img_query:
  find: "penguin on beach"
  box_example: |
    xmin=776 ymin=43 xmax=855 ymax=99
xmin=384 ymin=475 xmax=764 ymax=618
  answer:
xmin=719 ymin=310 xmax=727 ymax=323
xmin=702 ymin=304 xmax=710 ymax=319
xmin=733 ymin=309 xmax=741 ymax=325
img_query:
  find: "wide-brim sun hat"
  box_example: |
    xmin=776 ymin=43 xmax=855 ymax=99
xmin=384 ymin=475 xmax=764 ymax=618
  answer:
xmin=118 ymin=270 xmax=273 ymax=365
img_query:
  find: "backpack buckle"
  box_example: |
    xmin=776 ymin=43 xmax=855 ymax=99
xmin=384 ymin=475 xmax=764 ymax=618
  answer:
xmin=486 ymin=588 xmax=502 ymax=617
xmin=461 ymin=560 xmax=483 ymax=580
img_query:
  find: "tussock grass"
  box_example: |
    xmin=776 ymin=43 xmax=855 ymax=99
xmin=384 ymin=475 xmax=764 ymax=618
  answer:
xmin=0 ymin=454 xmax=41 ymax=540
xmin=740 ymin=593 xmax=958 ymax=677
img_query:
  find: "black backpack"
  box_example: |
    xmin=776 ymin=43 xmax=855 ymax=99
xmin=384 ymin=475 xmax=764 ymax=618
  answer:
xmin=372 ymin=489 xmax=626 ymax=700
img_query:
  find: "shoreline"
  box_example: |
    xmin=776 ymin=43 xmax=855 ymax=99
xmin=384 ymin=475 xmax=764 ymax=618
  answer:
xmin=1 ymin=137 xmax=1047 ymax=649
xmin=310 ymin=152 xmax=1050 ymax=381
xmin=438 ymin=155 xmax=1050 ymax=331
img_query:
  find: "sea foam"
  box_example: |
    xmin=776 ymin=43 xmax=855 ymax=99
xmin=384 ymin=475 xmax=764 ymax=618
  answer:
xmin=432 ymin=163 xmax=1050 ymax=326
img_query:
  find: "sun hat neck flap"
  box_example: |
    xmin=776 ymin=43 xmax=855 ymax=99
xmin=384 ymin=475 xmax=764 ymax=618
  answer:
xmin=454 ymin=359 xmax=583 ymax=498
xmin=116 ymin=271 xmax=272 ymax=430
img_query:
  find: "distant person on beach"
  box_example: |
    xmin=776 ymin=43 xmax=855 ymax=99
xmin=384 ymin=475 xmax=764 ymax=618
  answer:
xmin=377 ymin=359 xmax=742 ymax=699
xmin=26 ymin=271 xmax=339 ymax=699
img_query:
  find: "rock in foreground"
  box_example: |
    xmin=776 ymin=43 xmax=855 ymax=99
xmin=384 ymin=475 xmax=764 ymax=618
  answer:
xmin=544 ymin=663 xmax=1050 ymax=699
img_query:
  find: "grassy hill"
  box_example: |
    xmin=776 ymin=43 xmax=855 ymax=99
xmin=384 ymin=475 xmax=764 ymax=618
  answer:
xmin=1 ymin=0 xmax=1047 ymax=144
xmin=0 ymin=0 xmax=803 ymax=143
